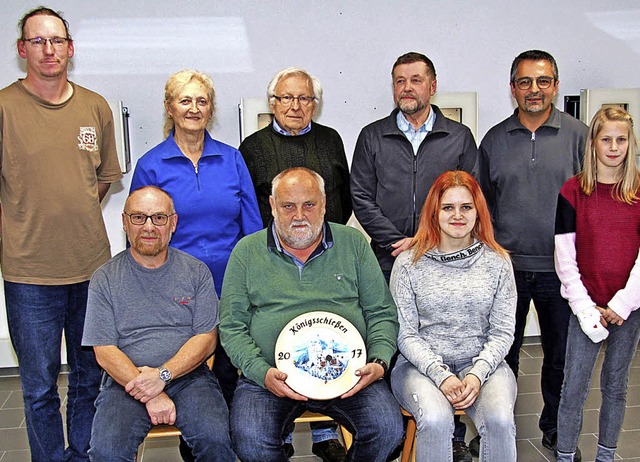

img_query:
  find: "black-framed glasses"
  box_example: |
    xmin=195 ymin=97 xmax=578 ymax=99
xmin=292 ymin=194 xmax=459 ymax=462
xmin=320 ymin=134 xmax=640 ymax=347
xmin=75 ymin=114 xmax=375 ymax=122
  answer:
xmin=272 ymin=95 xmax=316 ymax=107
xmin=22 ymin=37 xmax=70 ymax=48
xmin=124 ymin=213 xmax=175 ymax=226
xmin=513 ymin=76 xmax=555 ymax=91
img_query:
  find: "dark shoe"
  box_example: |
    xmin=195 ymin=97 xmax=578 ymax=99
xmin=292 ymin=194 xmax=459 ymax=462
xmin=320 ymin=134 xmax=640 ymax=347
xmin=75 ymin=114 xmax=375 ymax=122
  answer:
xmin=542 ymin=431 xmax=557 ymax=451
xmin=452 ymin=440 xmax=473 ymax=462
xmin=469 ymin=435 xmax=480 ymax=457
xmin=312 ymin=439 xmax=347 ymax=462
xmin=283 ymin=442 xmax=294 ymax=458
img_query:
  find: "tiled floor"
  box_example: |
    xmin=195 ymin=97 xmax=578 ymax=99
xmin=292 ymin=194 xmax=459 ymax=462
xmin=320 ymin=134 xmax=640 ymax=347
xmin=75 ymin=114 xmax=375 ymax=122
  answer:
xmin=0 ymin=341 xmax=638 ymax=461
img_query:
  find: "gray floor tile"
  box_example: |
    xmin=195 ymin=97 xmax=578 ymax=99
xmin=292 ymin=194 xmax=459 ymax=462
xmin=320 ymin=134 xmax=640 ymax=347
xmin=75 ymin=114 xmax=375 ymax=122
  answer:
xmin=580 ymin=409 xmax=601 ymax=434
xmin=628 ymin=386 xmax=640 ymax=407
xmin=1 ymin=393 xmax=23 ymax=411
xmin=622 ymin=406 xmax=640 ymax=431
xmin=516 ymin=439 xmax=552 ymax=461
xmin=618 ymin=429 xmax=640 ymax=459
xmin=516 ymin=374 xmax=541 ymax=394
xmin=519 ymin=357 xmax=545 ymax=375
xmin=521 ymin=344 xmax=544 ymax=359
xmin=0 ymin=393 xmax=10 ymax=410
xmin=515 ymin=392 xmax=544 ymax=415
xmin=0 ymin=449 xmax=31 ymax=462
xmin=0 ymin=378 xmax=21 ymax=393
xmin=0 ymin=428 xmax=29 ymax=451
xmin=515 ymin=414 xmax=542 ymax=439
xmin=0 ymin=409 xmax=25 ymax=430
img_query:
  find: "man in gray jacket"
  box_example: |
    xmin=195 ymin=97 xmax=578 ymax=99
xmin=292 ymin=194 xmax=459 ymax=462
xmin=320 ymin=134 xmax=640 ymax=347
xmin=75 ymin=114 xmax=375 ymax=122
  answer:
xmin=478 ymin=49 xmax=587 ymax=460
xmin=350 ymin=51 xmax=477 ymax=462
xmin=351 ymin=52 xmax=477 ymax=282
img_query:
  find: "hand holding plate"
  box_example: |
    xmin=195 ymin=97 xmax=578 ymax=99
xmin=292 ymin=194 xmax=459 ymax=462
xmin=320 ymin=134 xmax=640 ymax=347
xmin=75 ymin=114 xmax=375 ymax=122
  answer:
xmin=264 ymin=367 xmax=308 ymax=401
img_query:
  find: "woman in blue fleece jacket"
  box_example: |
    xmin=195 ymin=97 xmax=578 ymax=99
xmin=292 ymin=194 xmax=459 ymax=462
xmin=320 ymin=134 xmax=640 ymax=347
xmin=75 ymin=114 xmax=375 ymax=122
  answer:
xmin=130 ymin=70 xmax=262 ymax=435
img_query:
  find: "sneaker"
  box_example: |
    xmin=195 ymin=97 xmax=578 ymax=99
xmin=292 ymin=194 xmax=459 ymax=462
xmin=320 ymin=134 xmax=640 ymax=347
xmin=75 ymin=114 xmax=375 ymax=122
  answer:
xmin=312 ymin=439 xmax=347 ymax=462
xmin=283 ymin=442 xmax=294 ymax=458
xmin=452 ymin=440 xmax=473 ymax=462
xmin=469 ymin=435 xmax=480 ymax=457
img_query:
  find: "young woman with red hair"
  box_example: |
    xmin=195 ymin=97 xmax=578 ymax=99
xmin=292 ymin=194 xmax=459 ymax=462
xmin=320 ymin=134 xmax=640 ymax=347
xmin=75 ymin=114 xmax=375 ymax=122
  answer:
xmin=390 ymin=170 xmax=517 ymax=461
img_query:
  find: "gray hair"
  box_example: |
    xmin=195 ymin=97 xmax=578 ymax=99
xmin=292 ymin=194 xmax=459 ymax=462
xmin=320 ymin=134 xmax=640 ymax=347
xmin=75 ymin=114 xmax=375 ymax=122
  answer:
xmin=271 ymin=167 xmax=326 ymax=199
xmin=510 ymin=50 xmax=559 ymax=83
xmin=267 ymin=67 xmax=323 ymax=113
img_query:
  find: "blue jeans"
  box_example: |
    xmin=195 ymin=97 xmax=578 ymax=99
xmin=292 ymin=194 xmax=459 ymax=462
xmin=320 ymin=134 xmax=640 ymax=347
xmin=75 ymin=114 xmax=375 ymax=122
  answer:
xmin=90 ymin=365 xmax=235 ymax=461
xmin=557 ymin=311 xmax=640 ymax=457
xmin=505 ymin=270 xmax=571 ymax=434
xmin=4 ymin=281 xmax=101 ymax=462
xmin=230 ymin=376 xmax=403 ymax=462
xmin=391 ymin=358 xmax=517 ymax=462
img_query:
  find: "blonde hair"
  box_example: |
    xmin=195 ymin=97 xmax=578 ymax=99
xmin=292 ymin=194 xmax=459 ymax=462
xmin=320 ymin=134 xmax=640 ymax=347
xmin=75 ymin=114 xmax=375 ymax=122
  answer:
xmin=578 ymin=107 xmax=640 ymax=204
xmin=163 ymin=70 xmax=216 ymax=138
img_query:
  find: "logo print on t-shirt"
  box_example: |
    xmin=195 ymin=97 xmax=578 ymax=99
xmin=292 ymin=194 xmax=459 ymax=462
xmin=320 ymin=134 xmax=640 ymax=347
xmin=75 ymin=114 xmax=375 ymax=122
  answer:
xmin=77 ymin=127 xmax=98 ymax=152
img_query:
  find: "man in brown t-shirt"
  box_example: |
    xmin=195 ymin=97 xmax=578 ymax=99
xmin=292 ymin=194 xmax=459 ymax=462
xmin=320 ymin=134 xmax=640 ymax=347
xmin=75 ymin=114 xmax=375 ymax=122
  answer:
xmin=0 ymin=7 xmax=122 ymax=461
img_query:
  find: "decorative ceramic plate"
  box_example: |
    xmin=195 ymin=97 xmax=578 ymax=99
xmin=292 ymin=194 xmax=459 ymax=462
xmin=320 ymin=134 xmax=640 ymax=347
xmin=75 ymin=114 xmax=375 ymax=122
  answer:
xmin=275 ymin=311 xmax=366 ymax=400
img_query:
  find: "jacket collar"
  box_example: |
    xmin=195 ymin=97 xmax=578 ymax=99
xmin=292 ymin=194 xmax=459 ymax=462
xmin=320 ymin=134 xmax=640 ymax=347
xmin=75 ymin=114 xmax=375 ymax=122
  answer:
xmin=381 ymin=105 xmax=450 ymax=138
xmin=157 ymin=130 xmax=224 ymax=160
xmin=506 ymin=104 xmax=561 ymax=133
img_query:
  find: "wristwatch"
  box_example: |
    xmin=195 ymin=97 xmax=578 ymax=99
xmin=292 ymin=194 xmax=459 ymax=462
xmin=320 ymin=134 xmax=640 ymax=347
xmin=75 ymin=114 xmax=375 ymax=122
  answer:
xmin=158 ymin=366 xmax=172 ymax=383
xmin=370 ymin=358 xmax=388 ymax=374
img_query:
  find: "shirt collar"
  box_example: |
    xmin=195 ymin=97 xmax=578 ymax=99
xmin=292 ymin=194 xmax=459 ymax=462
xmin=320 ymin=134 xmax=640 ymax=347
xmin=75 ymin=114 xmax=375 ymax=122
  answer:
xmin=396 ymin=105 xmax=436 ymax=133
xmin=272 ymin=118 xmax=312 ymax=136
xmin=267 ymin=220 xmax=334 ymax=262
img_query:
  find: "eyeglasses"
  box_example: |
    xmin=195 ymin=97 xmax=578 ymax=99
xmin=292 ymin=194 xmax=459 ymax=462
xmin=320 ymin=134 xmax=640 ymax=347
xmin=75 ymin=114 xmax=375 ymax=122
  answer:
xmin=22 ymin=37 xmax=70 ymax=48
xmin=272 ymin=95 xmax=316 ymax=107
xmin=124 ymin=213 xmax=175 ymax=226
xmin=513 ymin=76 xmax=555 ymax=91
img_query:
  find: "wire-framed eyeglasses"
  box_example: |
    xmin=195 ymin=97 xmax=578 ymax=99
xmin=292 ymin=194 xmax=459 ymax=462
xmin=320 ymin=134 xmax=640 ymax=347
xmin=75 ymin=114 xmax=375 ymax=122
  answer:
xmin=22 ymin=37 xmax=70 ymax=48
xmin=272 ymin=95 xmax=316 ymax=107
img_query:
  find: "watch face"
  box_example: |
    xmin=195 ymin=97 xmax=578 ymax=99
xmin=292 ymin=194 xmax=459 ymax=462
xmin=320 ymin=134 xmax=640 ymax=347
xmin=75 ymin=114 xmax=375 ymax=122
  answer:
xmin=159 ymin=368 xmax=172 ymax=382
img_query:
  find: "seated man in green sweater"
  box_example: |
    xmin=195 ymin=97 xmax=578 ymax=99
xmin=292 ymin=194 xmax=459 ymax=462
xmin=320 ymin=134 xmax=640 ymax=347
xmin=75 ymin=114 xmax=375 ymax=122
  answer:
xmin=220 ymin=167 xmax=403 ymax=462
xmin=239 ymin=66 xmax=352 ymax=462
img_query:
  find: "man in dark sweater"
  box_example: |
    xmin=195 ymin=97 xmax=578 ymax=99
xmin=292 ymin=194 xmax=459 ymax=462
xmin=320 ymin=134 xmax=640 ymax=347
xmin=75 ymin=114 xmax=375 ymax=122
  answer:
xmin=239 ymin=67 xmax=351 ymax=228
xmin=478 ymin=49 xmax=588 ymax=461
xmin=238 ymin=68 xmax=351 ymax=462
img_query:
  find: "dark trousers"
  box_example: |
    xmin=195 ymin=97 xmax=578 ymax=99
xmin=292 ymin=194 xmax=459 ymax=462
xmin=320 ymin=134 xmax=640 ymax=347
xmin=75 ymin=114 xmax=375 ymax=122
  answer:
xmin=505 ymin=270 xmax=571 ymax=434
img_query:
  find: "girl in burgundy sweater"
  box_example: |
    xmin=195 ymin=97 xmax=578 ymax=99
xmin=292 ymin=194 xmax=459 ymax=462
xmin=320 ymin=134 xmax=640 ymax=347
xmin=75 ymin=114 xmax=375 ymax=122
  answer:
xmin=554 ymin=107 xmax=640 ymax=462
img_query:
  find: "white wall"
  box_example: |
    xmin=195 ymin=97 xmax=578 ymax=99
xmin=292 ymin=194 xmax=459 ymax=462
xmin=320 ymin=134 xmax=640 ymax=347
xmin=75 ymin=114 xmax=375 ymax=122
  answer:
xmin=1 ymin=0 xmax=639 ymax=365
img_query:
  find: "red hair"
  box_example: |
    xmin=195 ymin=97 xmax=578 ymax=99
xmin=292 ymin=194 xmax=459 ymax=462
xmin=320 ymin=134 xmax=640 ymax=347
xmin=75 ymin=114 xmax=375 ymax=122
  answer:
xmin=410 ymin=171 xmax=508 ymax=263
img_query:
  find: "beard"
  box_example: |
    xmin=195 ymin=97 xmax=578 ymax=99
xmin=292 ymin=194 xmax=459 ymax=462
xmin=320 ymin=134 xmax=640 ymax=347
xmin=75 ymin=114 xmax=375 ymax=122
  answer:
xmin=130 ymin=232 xmax=165 ymax=257
xmin=397 ymin=95 xmax=426 ymax=116
xmin=275 ymin=218 xmax=323 ymax=250
xmin=522 ymin=92 xmax=548 ymax=113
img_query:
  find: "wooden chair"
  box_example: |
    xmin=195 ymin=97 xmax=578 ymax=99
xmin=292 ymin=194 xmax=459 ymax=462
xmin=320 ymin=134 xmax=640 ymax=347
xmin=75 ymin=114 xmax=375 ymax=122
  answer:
xmin=137 ymin=411 xmax=352 ymax=460
xmin=136 ymin=353 xmax=353 ymax=460
xmin=293 ymin=411 xmax=353 ymax=450
xmin=400 ymin=408 xmax=466 ymax=462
